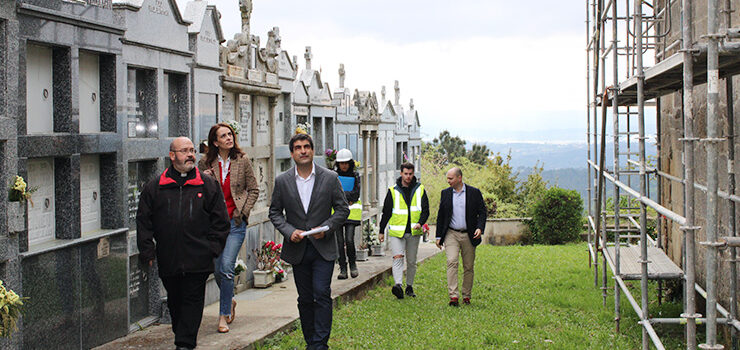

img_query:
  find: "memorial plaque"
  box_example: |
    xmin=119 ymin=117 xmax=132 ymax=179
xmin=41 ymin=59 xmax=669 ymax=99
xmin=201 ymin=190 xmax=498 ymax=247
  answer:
xmin=238 ymin=94 xmax=252 ymax=146
xmin=227 ymin=65 xmax=245 ymax=79
xmin=222 ymin=93 xmax=235 ymax=121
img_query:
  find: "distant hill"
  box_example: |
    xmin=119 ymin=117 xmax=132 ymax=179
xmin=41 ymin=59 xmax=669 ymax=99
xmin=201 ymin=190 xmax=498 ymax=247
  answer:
xmin=483 ymin=141 xmax=657 ymax=170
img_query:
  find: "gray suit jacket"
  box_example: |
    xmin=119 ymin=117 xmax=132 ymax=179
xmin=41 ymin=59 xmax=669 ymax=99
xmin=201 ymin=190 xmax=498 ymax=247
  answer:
xmin=269 ymin=164 xmax=350 ymax=265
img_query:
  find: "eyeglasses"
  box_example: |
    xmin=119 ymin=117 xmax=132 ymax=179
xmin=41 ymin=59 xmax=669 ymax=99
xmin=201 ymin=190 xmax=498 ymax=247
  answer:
xmin=172 ymin=148 xmax=196 ymax=154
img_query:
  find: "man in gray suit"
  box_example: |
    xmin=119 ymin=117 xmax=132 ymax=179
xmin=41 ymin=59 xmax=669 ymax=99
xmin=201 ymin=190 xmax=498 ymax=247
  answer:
xmin=269 ymin=133 xmax=349 ymax=350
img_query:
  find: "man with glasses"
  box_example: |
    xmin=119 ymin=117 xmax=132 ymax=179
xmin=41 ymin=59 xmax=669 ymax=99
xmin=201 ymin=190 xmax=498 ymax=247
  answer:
xmin=137 ymin=137 xmax=230 ymax=350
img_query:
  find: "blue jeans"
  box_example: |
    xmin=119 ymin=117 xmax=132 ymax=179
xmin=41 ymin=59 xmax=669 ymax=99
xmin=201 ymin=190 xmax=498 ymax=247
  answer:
xmin=214 ymin=219 xmax=246 ymax=316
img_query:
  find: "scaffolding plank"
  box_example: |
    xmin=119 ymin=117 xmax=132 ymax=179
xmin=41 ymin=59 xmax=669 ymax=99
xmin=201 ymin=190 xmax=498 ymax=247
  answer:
xmin=600 ymin=49 xmax=740 ymax=107
xmin=604 ymin=245 xmax=683 ymax=280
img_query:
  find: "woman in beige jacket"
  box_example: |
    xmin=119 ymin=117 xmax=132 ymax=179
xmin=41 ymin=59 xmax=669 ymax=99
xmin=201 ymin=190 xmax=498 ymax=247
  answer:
xmin=198 ymin=122 xmax=259 ymax=333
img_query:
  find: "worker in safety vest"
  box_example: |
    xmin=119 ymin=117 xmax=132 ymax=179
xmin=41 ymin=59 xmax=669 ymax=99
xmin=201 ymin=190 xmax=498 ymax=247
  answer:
xmin=334 ymin=149 xmax=362 ymax=279
xmin=379 ymin=162 xmax=430 ymax=299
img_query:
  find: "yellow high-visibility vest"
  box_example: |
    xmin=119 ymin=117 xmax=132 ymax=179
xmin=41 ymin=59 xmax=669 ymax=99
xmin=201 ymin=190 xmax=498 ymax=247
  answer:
xmin=387 ymin=184 xmax=425 ymax=237
xmin=348 ymin=200 xmax=362 ymax=221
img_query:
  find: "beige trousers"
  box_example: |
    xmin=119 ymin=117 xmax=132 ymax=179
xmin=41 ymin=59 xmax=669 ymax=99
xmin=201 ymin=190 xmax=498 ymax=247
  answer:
xmin=444 ymin=229 xmax=476 ymax=299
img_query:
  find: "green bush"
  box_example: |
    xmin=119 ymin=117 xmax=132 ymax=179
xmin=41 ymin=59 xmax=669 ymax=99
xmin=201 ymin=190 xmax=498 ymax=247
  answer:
xmin=528 ymin=187 xmax=584 ymax=244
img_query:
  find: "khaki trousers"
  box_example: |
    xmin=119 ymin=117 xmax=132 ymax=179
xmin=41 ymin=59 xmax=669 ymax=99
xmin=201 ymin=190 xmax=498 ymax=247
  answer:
xmin=444 ymin=229 xmax=476 ymax=299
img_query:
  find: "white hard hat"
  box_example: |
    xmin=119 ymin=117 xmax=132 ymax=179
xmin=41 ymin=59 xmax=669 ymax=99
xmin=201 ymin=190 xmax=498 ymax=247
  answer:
xmin=336 ymin=148 xmax=353 ymax=162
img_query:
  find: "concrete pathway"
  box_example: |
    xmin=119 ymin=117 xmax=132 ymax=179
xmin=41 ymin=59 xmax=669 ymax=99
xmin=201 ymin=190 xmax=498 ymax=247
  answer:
xmin=94 ymin=242 xmax=441 ymax=350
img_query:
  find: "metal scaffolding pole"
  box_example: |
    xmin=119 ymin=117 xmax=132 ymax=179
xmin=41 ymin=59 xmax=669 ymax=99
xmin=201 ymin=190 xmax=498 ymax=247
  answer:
xmin=592 ymin=0 xmax=602 ymax=289
xmin=701 ymin=0 xmax=722 ymax=347
xmin=611 ymin=0 xmax=621 ymax=332
xmin=600 ymin=0 xmax=609 ymax=306
xmin=586 ymin=0 xmax=593 ymax=270
xmin=681 ymin=0 xmax=699 ymax=348
xmin=634 ymin=0 xmax=650 ymax=348
xmin=722 ymin=1 xmax=737 ymax=348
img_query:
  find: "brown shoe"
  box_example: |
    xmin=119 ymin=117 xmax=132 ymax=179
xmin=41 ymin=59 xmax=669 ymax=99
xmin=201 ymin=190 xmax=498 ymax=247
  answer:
xmin=218 ymin=325 xmax=229 ymax=333
xmin=226 ymin=300 xmax=236 ymax=324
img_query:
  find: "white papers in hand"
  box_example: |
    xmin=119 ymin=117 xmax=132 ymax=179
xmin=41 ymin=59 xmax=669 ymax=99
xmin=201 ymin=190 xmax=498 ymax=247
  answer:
xmin=300 ymin=226 xmax=330 ymax=237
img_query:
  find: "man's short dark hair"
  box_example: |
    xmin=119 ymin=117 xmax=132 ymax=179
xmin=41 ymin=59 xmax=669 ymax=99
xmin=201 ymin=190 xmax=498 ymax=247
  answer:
xmin=289 ymin=133 xmax=314 ymax=152
xmin=400 ymin=162 xmax=415 ymax=172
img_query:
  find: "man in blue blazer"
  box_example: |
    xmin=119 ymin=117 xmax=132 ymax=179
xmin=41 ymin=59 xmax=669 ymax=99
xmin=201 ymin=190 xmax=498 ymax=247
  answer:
xmin=435 ymin=167 xmax=487 ymax=306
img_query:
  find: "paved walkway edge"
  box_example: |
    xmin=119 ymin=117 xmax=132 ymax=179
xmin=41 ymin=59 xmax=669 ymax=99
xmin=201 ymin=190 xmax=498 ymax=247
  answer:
xmin=242 ymin=250 xmax=441 ymax=350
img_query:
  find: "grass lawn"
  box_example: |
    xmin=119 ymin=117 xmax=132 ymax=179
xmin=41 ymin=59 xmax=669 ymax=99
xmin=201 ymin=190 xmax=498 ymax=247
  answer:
xmin=260 ymin=243 xmax=689 ymax=349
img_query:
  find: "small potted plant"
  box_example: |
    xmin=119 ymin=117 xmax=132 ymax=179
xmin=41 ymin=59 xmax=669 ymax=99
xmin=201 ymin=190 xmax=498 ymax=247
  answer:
xmin=7 ymin=175 xmax=36 ymax=233
xmin=0 ymin=280 xmax=27 ymax=338
xmin=363 ymin=220 xmax=383 ymax=256
xmin=253 ymin=241 xmax=281 ymax=288
xmin=273 ymin=261 xmax=286 ymax=283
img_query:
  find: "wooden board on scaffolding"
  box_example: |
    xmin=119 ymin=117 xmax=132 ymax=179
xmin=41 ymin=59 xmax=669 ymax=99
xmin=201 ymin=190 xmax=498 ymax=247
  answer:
xmin=605 ymin=245 xmax=683 ymax=280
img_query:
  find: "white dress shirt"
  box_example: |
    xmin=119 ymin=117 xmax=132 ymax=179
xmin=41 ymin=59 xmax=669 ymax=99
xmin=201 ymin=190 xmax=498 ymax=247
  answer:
xmin=295 ymin=164 xmax=316 ymax=214
xmin=217 ymin=154 xmax=231 ymax=183
xmin=449 ymin=184 xmax=467 ymax=231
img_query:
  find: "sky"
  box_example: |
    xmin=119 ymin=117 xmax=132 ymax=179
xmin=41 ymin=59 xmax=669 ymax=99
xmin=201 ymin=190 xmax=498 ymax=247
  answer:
xmin=176 ymin=0 xmax=597 ymax=143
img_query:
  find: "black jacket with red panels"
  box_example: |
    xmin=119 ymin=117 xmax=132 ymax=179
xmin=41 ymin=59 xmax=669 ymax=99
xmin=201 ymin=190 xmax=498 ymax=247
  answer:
xmin=136 ymin=166 xmax=230 ymax=277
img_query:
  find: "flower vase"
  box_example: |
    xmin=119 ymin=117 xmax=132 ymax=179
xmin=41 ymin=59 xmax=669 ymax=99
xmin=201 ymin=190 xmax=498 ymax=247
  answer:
xmin=356 ymin=248 xmax=369 ymax=261
xmin=7 ymin=201 xmax=25 ymax=233
xmin=325 ymin=160 xmax=335 ymax=169
xmin=370 ymin=245 xmax=384 ymax=256
xmin=253 ymin=270 xmax=274 ymax=288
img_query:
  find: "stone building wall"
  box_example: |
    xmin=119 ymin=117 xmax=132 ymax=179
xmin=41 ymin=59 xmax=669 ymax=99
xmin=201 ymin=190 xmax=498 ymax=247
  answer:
xmin=657 ymin=0 xmax=740 ymax=316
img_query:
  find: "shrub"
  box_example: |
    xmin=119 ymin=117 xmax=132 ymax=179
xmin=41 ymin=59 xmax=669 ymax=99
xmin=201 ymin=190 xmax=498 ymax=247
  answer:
xmin=528 ymin=187 xmax=584 ymax=244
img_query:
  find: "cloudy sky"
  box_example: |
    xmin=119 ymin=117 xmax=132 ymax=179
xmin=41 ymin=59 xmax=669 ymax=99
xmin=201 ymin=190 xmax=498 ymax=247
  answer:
xmin=177 ymin=0 xmax=588 ymax=143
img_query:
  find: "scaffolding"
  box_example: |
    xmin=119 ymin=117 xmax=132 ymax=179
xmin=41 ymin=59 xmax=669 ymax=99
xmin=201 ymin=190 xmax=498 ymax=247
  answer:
xmin=586 ymin=0 xmax=740 ymax=348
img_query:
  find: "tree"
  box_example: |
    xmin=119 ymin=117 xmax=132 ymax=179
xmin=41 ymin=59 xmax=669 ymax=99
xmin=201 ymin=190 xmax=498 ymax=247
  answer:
xmin=431 ymin=130 xmax=466 ymax=163
xmin=518 ymin=161 xmax=548 ymax=215
xmin=467 ymin=143 xmax=491 ymax=165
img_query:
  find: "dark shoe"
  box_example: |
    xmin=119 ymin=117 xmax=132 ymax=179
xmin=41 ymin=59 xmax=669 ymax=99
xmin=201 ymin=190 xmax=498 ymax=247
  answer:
xmin=463 ymin=297 xmax=471 ymax=305
xmin=338 ymin=265 xmax=348 ymax=280
xmin=449 ymin=297 xmax=459 ymax=307
xmin=176 ymin=346 xmax=194 ymax=350
xmin=349 ymin=261 xmax=359 ymax=278
xmin=392 ymin=284 xmax=404 ymax=299
xmin=405 ymin=285 xmax=416 ymax=297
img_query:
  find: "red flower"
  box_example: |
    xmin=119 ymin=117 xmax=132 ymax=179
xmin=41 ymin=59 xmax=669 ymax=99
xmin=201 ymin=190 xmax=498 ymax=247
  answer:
xmin=276 ymin=243 xmax=282 ymax=249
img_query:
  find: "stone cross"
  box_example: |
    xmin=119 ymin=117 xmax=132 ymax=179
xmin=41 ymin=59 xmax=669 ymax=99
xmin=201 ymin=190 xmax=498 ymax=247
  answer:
xmin=338 ymin=64 xmax=345 ymax=89
xmin=394 ymin=80 xmax=400 ymax=105
xmin=304 ymin=46 xmax=312 ymax=70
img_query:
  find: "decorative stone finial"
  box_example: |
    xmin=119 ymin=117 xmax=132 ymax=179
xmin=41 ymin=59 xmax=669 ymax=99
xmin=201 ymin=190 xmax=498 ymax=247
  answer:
xmin=409 ymin=98 xmax=414 ymax=109
xmin=304 ymin=46 xmax=312 ymax=70
xmin=394 ymin=80 xmax=400 ymax=105
xmin=339 ymin=64 xmax=345 ymax=89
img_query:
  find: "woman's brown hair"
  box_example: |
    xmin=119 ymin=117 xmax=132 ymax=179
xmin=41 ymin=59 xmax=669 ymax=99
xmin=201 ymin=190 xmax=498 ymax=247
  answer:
xmin=204 ymin=123 xmax=245 ymax=167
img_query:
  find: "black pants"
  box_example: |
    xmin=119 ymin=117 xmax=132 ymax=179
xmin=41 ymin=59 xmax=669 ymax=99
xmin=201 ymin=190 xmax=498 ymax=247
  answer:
xmin=336 ymin=223 xmax=357 ymax=266
xmin=293 ymin=242 xmax=334 ymax=350
xmin=160 ymin=272 xmax=209 ymax=349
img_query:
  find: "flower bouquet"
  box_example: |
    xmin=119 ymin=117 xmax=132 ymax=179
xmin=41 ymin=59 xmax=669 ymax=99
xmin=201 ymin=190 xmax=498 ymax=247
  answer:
xmin=222 ymin=119 xmax=241 ymax=136
xmin=8 ymin=176 xmax=37 ymax=206
xmin=0 ymin=280 xmax=27 ymax=338
xmin=325 ymin=148 xmax=337 ymax=168
xmin=295 ymin=122 xmax=311 ymax=135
